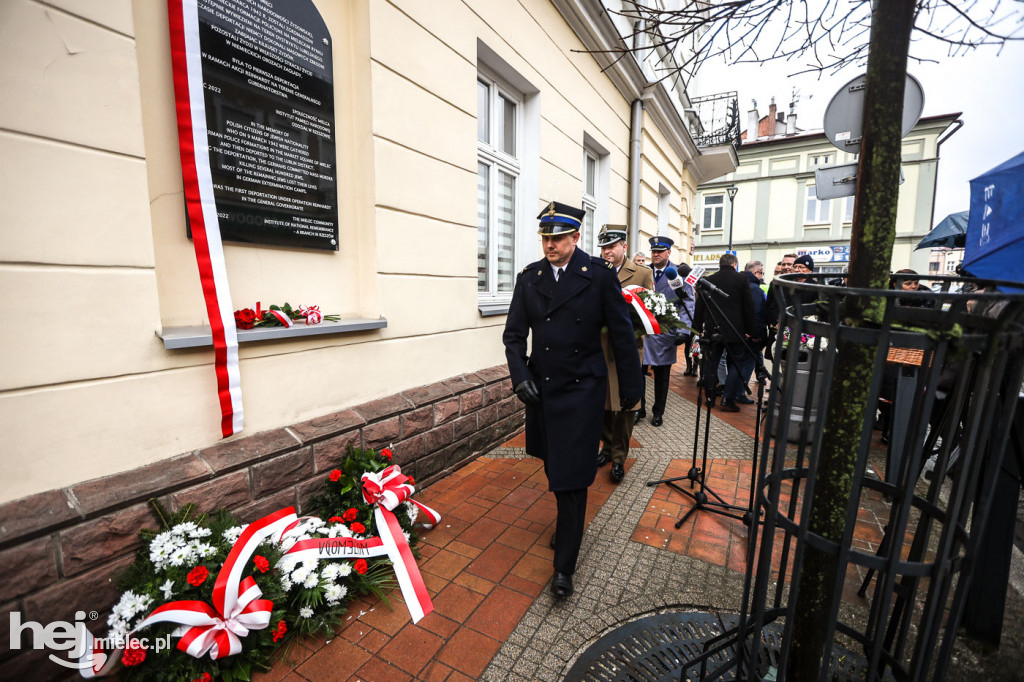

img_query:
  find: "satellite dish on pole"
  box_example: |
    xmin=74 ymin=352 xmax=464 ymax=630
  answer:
xmin=823 ymin=73 xmax=925 ymax=154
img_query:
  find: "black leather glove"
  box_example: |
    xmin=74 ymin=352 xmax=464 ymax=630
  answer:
xmin=620 ymin=395 xmax=641 ymax=410
xmin=674 ymin=335 xmax=687 ymax=346
xmin=514 ymin=380 xmax=541 ymax=406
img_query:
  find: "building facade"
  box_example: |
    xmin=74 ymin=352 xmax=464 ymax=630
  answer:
xmin=0 ymin=1 xmax=735 ymax=674
xmin=694 ymin=107 xmax=960 ymax=276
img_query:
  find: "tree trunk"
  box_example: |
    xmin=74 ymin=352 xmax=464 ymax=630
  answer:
xmin=787 ymin=1 xmax=917 ymax=679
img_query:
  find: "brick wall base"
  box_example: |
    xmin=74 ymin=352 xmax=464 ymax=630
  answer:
xmin=0 ymin=365 xmax=522 ymax=680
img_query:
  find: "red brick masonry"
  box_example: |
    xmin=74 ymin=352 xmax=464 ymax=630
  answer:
xmin=0 ymin=365 xmax=523 ymax=680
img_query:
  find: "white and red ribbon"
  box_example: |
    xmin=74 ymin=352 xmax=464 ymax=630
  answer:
xmin=168 ymin=0 xmax=243 ymax=437
xmin=299 ymin=305 xmax=323 ymax=325
xmin=280 ymin=466 xmax=440 ymax=623
xmin=622 ymin=285 xmax=660 ymax=335
xmin=79 ymin=508 xmax=296 ymax=678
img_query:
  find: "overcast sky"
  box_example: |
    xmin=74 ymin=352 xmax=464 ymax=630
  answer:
xmin=695 ymin=22 xmax=1024 ymax=228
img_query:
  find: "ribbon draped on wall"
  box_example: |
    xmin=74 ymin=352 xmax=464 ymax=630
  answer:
xmin=168 ymin=0 xmax=243 ymax=437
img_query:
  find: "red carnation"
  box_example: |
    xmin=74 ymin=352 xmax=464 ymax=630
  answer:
xmin=354 ymin=558 xmax=368 ymax=575
xmin=350 ymin=521 xmax=366 ymax=534
xmin=381 ymin=448 xmax=393 ymax=461
xmin=121 ymin=639 xmax=146 ymax=667
xmin=343 ymin=508 xmax=358 ymax=522
xmin=192 ymin=674 xmax=213 ymax=682
xmin=328 ymin=516 xmax=344 ymax=524
xmin=186 ymin=566 xmax=209 ymax=586
xmin=271 ymin=619 xmax=287 ymax=642
xmin=233 ymin=308 xmax=258 ymax=330
xmin=407 ymin=476 xmax=416 ymax=485
xmin=328 ymin=469 xmax=342 ymax=482
xmin=253 ymin=555 xmax=269 ymax=573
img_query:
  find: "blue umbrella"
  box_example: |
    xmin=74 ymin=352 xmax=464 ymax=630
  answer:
xmin=916 ymin=211 xmax=968 ymax=250
xmin=962 ymin=150 xmax=1024 ymax=284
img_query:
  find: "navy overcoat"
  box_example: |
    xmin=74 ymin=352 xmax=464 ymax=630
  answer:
xmin=503 ymin=247 xmax=642 ymax=491
xmin=644 ymin=260 xmax=689 ymax=367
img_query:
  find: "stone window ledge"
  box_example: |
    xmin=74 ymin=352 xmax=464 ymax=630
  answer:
xmin=158 ymin=317 xmax=388 ymax=349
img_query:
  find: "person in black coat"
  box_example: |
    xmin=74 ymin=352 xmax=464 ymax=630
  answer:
xmin=722 ymin=261 xmax=767 ymax=405
xmin=693 ymin=253 xmax=756 ymax=411
xmin=503 ymin=201 xmax=642 ymax=599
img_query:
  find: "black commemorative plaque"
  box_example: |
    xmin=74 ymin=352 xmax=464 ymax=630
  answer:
xmin=193 ymin=0 xmax=338 ymax=250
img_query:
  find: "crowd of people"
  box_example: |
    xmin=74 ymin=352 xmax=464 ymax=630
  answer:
xmin=501 ymin=197 xmax=942 ymax=600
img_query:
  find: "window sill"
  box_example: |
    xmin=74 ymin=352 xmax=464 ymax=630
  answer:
xmin=803 ymin=223 xmax=831 ymax=229
xmin=478 ymin=301 xmax=511 ymax=317
xmin=158 ymin=317 xmax=388 ymax=349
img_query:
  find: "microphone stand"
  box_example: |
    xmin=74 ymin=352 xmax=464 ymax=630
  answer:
xmin=647 ymin=280 xmax=769 ymax=529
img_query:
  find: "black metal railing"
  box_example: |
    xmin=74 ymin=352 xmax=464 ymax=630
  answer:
xmin=690 ymin=91 xmax=740 ymax=148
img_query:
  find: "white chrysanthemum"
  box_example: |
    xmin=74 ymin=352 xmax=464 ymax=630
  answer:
xmin=160 ymin=579 xmax=175 ymax=600
xmin=304 ymin=518 xmax=327 ymax=531
xmin=328 ymin=524 xmax=352 ymax=539
xmin=302 ymin=572 xmax=319 ymax=589
xmin=302 ymin=558 xmax=318 ymax=572
xmin=107 ymin=611 xmax=124 ymax=627
xmin=192 ymin=542 xmax=216 ymax=558
xmin=188 ymin=526 xmax=212 ymax=539
xmin=298 ymin=607 xmax=314 ymax=619
xmin=403 ymin=501 xmax=419 ymax=523
xmin=149 ymin=543 xmax=172 ymax=569
xmin=108 ymin=620 xmax=128 ymax=642
xmin=222 ymin=526 xmax=246 ymax=544
xmin=172 ymin=521 xmax=198 ymax=536
xmin=321 ymin=563 xmax=341 ymax=581
xmin=120 ymin=592 xmax=152 ymax=619
xmin=279 ymin=576 xmax=293 ymax=592
xmin=324 ymin=583 xmax=347 ymax=604
xmin=277 ymin=555 xmax=299 ymax=573
xmin=291 ymin=566 xmax=310 ymax=584
xmin=335 ymin=562 xmax=352 ymax=578
xmin=152 ymin=531 xmax=174 ymax=547
xmin=168 ymin=545 xmax=193 ymax=567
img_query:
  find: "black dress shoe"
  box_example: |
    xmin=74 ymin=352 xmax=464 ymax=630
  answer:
xmin=610 ymin=462 xmax=625 ymax=482
xmin=550 ymin=532 xmax=556 ymax=549
xmin=637 ymin=408 xmax=646 ymax=419
xmin=735 ymin=396 xmax=755 ymax=405
xmin=683 ymin=368 xmax=696 ymax=376
xmin=651 ymin=414 xmax=663 ymax=427
xmin=551 ymin=572 xmax=574 ymax=598
xmin=720 ymin=400 xmax=740 ymax=412
xmin=596 ymin=450 xmax=610 ymax=467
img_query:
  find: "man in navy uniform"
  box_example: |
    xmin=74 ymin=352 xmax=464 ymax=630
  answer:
xmin=643 ymin=236 xmax=690 ymax=426
xmin=503 ymin=202 xmax=643 ymax=599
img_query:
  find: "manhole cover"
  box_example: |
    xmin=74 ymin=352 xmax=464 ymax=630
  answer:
xmin=565 ymin=611 xmax=891 ymax=681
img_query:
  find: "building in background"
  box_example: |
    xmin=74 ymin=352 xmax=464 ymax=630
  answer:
xmin=693 ymin=97 xmax=960 ymax=277
xmin=929 ymin=247 xmax=965 ymax=276
xmin=0 ymin=1 xmax=735 ymax=673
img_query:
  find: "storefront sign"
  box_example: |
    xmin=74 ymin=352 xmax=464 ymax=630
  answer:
xmin=693 ymin=251 xmax=727 ymax=267
xmin=186 ymin=0 xmax=338 ymax=251
xmin=797 ymin=245 xmax=850 ymax=263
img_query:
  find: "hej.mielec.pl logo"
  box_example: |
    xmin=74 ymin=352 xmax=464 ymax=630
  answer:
xmin=9 ymin=610 xmax=171 ymax=670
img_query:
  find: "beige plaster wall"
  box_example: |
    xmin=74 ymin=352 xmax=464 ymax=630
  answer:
xmin=1 ymin=0 xmax=697 ymax=503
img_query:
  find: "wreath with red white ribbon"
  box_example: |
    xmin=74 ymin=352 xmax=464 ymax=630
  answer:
xmin=78 ymin=447 xmax=437 ymax=681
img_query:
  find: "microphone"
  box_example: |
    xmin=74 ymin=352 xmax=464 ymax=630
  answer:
xmin=683 ymin=265 xmax=730 ymax=299
xmin=696 ymin=277 xmax=730 ymax=299
xmin=663 ymin=266 xmax=688 ymax=300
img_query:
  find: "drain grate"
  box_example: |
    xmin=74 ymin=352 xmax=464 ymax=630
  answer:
xmin=565 ymin=611 xmax=890 ymax=681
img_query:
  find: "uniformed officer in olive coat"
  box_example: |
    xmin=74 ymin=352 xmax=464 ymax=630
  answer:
xmin=595 ymin=225 xmax=653 ymax=484
xmin=503 ymin=202 xmax=643 ymax=599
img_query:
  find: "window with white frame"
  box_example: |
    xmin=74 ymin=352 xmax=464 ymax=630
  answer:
xmin=703 ymin=194 xmax=724 ymax=231
xmin=843 ymin=195 xmax=855 ymax=223
xmin=581 ymin=151 xmax=598 ymax=253
xmin=812 ymin=153 xmax=832 ymax=166
xmin=804 ymin=184 xmax=832 ymax=225
xmin=477 ymin=73 xmax=521 ymax=296
xmin=658 ymin=185 xmax=671 ymax=236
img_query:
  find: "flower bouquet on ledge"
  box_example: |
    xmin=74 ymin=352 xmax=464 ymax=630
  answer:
xmin=80 ymin=446 xmax=439 ymax=681
xmin=233 ymin=302 xmax=339 ymax=330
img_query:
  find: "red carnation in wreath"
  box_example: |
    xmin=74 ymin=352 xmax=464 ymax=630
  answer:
xmin=186 ymin=566 xmax=209 ymax=586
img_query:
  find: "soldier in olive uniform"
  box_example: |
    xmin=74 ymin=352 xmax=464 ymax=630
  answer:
xmin=503 ymin=202 xmax=643 ymax=599
xmin=595 ymin=225 xmax=653 ymax=483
